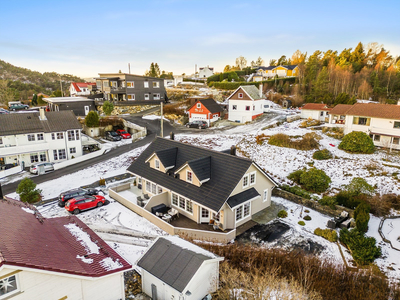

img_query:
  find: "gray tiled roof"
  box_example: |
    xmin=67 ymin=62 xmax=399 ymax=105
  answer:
xmin=188 ymin=156 xmax=211 ymax=182
xmin=198 ymin=99 xmax=223 ymax=114
xmin=127 ymin=138 xmax=252 ymax=212
xmin=227 ymin=187 xmax=260 ymax=208
xmin=137 ymin=237 xmax=211 ymax=292
xmin=155 ymin=147 xmax=178 ymax=168
xmin=0 ymin=111 xmax=81 ymax=136
xmin=241 ymin=85 xmax=263 ymax=100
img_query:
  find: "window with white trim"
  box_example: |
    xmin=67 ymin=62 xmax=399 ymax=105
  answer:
xmin=151 ymin=183 xmax=156 ymax=194
xmin=57 ymin=132 xmax=64 ymax=139
xmin=58 ymin=149 xmax=66 ymax=160
xmin=186 ymin=200 xmax=193 ymax=213
xmin=28 ymin=134 xmax=35 ymax=141
xmin=39 ymin=152 xmax=46 ymax=162
xmin=172 ymin=194 xmax=178 ymax=206
xmin=153 ymin=93 xmax=160 ymax=100
xmin=75 ymin=130 xmax=80 ymax=140
xmin=245 ymin=106 xmax=250 ymax=111
xmin=393 ymin=137 xmax=400 ymax=144
xmin=157 ymin=186 xmax=163 ymax=194
xmin=30 ymin=154 xmax=39 ymax=163
xmin=242 ymin=174 xmax=249 ymax=188
xmin=53 ymin=150 xmax=58 ymax=160
xmin=187 ymin=170 xmax=192 ymax=182
xmin=197 ymin=103 xmax=201 ymax=108
xmin=51 ymin=133 xmax=55 ymax=140
xmin=0 ymin=274 xmax=19 ymax=297
xmin=0 ymin=137 xmax=2 ymax=145
xmin=127 ymin=94 xmax=135 ymax=100
xmin=70 ymin=147 xmax=76 ymax=154
xmin=144 ymin=81 xmax=149 ymax=88
xmin=232 ymin=105 xmax=237 ymax=110
xmin=127 ymin=81 xmax=134 ymax=88
xmin=236 ymin=206 xmax=242 ymax=221
xmin=250 ymin=172 xmax=256 ymax=185
xmin=153 ymin=81 xmax=160 ymax=88
xmin=172 ymin=193 xmax=193 ymax=214
xmin=236 ymin=202 xmax=251 ymax=222
xmin=37 ymin=133 xmax=44 ymax=141
xmin=243 ymin=202 xmax=250 ymax=217
xmin=146 ymin=181 xmax=151 ymax=192
xmin=238 ymin=93 xmax=243 ymax=98
xmin=179 ymin=196 xmax=185 ymax=209
xmin=144 ymin=94 xmax=150 ymax=100
xmin=263 ymin=189 xmax=269 ymax=202
xmin=155 ymin=159 xmax=160 ymax=169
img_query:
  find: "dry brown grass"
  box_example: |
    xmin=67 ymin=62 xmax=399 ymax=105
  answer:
xmin=268 ymin=132 xmax=321 ymax=150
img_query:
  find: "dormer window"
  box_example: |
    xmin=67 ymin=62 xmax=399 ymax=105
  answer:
xmin=238 ymin=93 xmax=243 ymax=98
xmin=155 ymin=159 xmax=160 ymax=169
xmin=187 ymin=171 xmax=193 ymax=182
xmin=197 ymin=103 xmax=201 ymax=108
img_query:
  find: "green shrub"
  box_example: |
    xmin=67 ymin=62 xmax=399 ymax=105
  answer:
xmin=280 ymin=184 xmax=311 ymax=199
xmin=288 ymin=169 xmax=305 ymax=184
xmin=102 ymin=100 xmax=114 ymax=116
xmin=343 ymin=177 xmax=375 ymax=196
xmin=268 ymin=133 xmax=320 ymax=151
xmin=313 ymin=149 xmax=332 ymax=160
xmin=314 ymin=228 xmax=338 ymax=242
xmin=16 ymin=178 xmax=42 ymax=203
xmin=318 ymin=196 xmax=337 ymax=209
xmin=335 ymin=191 xmax=362 ymax=209
xmin=299 ymin=168 xmax=331 ymax=193
xmin=339 ymin=228 xmax=381 ymax=265
xmin=339 ymin=131 xmax=375 ymax=154
xmin=303 ymin=215 xmax=312 ymax=221
xmin=85 ymin=111 xmax=99 ymax=127
xmin=298 ymin=221 xmax=305 ymax=226
xmin=354 ymin=201 xmax=371 ymax=233
xmin=277 ymin=210 xmax=288 ymax=218
xmin=304 ymin=209 xmax=310 ymax=213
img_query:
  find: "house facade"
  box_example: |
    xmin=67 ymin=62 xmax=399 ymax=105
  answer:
xmin=69 ymin=82 xmax=96 ymax=97
xmin=300 ymin=103 xmax=331 ymax=122
xmin=109 ymin=137 xmax=276 ymax=242
xmin=0 ymin=110 xmax=83 ymax=167
xmin=253 ymin=65 xmax=298 ymax=81
xmin=138 ymin=236 xmax=223 ymax=300
xmin=95 ymin=73 xmax=167 ymax=105
xmin=0 ymin=198 xmax=131 ymax=300
xmin=227 ymin=85 xmax=264 ymax=123
xmin=327 ymin=103 xmax=400 ymax=150
xmin=187 ymin=98 xmax=223 ymax=126
xmin=43 ymin=97 xmax=96 ymax=116
xmin=198 ymin=66 xmax=214 ymax=78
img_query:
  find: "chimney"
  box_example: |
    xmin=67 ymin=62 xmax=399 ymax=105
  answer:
xmin=170 ymin=132 xmax=175 ymax=140
xmin=39 ymin=108 xmax=47 ymax=120
xmin=230 ymin=145 xmax=236 ymax=156
xmin=259 ymin=83 xmax=263 ymax=98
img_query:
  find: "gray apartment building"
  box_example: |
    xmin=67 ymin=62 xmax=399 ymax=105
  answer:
xmin=95 ymin=73 xmax=167 ymax=105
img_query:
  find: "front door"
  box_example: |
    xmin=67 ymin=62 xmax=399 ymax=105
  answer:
xmin=84 ymin=106 xmax=89 ymax=115
xmin=200 ymin=207 xmax=210 ymax=223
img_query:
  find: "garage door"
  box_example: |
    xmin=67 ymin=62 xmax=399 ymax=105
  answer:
xmin=190 ymin=113 xmax=207 ymax=121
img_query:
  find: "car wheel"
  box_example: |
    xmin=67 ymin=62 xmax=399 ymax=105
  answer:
xmin=73 ymin=208 xmax=80 ymax=215
xmin=58 ymin=202 xmax=64 ymax=207
xmin=97 ymin=202 xmax=103 ymax=207
xmin=198 ymin=125 xmax=201 ymax=129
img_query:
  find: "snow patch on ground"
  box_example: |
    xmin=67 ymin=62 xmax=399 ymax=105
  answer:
xmin=64 ymin=223 xmax=100 ymax=255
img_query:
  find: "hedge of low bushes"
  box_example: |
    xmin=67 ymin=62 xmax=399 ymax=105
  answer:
xmin=314 ymin=228 xmax=338 ymax=242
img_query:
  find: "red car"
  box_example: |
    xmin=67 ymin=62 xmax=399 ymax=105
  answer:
xmin=65 ymin=195 xmax=106 ymax=214
xmin=116 ymin=129 xmax=131 ymax=139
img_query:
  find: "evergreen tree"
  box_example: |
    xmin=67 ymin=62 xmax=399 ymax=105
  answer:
xmin=32 ymin=94 xmax=38 ymax=106
xmin=85 ymin=111 xmax=99 ymax=127
xmin=16 ymin=178 xmax=42 ymax=203
xmin=102 ymin=100 xmax=114 ymax=116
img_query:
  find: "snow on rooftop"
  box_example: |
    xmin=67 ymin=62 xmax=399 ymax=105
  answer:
xmin=65 ymin=223 xmax=100 ymax=255
xmin=100 ymin=257 xmax=123 ymax=271
xmin=21 ymin=207 xmax=35 ymax=214
xmin=77 ymin=255 xmax=94 ymax=264
xmin=163 ymin=235 xmax=217 ymax=259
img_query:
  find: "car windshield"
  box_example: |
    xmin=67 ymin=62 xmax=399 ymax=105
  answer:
xmin=120 ymin=131 xmax=128 ymax=134
xmin=110 ymin=132 xmax=118 ymax=136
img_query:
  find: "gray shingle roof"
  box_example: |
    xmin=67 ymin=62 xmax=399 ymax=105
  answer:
xmin=227 ymin=187 xmax=260 ymax=209
xmin=127 ymin=138 xmax=253 ymax=212
xmin=188 ymin=156 xmax=211 ymax=182
xmin=155 ymin=147 xmax=178 ymax=169
xmin=241 ymin=85 xmax=263 ymax=100
xmin=198 ymin=98 xmax=223 ymax=114
xmin=137 ymin=237 xmax=212 ymax=292
xmin=0 ymin=111 xmax=81 ymax=136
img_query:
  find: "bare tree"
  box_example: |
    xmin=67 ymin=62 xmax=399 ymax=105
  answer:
xmin=235 ymin=56 xmax=247 ymax=70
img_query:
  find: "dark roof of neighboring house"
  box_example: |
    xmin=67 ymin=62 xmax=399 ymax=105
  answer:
xmin=187 ymin=98 xmax=223 ymax=114
xmin=302 ymin=103 xmax=331 ymax=111
xmin=280 ymin=65 xmax=298 ymax=70
xmin=227 ymin=187 xmax=260 ymax=209
xmin=329 ymin=104 xmax=353 ymax=115
xmin=339 ymin=103 xmax=400 ymax=119
xmin=127 ymin=137 xmax=254 ymax=212
xmin=188 ymin=156 xmax=211 ymax=182
xmin=0 ymin=198 xmax=131 ymax=277
xmin=0 ymin=111 xmax=81 ymax=136
xmin=256 ymin=66 xmax=276 ymax=71
xmin=137 ymin=237 xmax=217 ymax=292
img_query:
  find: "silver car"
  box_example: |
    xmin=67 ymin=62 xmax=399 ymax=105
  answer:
xmin=30 ymin=162 xmax=54 ymax=174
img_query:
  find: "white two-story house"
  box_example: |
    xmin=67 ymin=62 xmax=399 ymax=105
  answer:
xmin=328 ymin=102 xmax=400 ymax=150
xmin=227 ymin=85 xmax=264 ymax=123
xmin=0 ymin=109 xmax=83 ymax=167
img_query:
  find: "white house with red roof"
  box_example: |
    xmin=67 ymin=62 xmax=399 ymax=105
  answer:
xmin=69 ymin=82 xmax=96 ymax=97
xmin=0 ymin=197 xmax=131 ymax=300
xmin=300 ymin=103 xmax=331 ymax=122
xmin=227 ymin=85 xmax=264 ymax=123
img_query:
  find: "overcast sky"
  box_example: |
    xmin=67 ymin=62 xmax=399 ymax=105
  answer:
xmin=1 ymin=0 xmax=399 ymax=79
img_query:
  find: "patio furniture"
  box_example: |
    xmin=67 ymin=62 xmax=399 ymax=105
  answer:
xmin=151 ymin=203 xmax=168 ymax=215
xmin=162 ymin=214 xmax=172 ymax=223
xmin=168 ymin=208 xmax=179 ymax=220
xmin=137 ymin=196 xmax=142 ymax=201
xmin=144 ymin=194 xmax=150 ymax=200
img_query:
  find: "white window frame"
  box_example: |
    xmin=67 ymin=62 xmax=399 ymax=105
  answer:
xmin=153 ymin=81 xmax=160 ymax=88
xmin=58 ymin=149 xmax=66 ymax=160
xmin=197 ymin=103 xmax=201 ymax=108
xmin=127 ymin=81 xmax=134 ymax=88
xmin=70 ymin=147 xmax=76 ymax=154
xmin=242 ymin=174 xmax=249 ymax=188
xmin=144 ymin=94 xmax=150 ymax=100
xmin=232 ymin=105 xmax=237 ymax=110
xmin=27 ymin=134 xmax=35 ymax=141
xmin=171 ymin=193 xmax=193 ymax=215
xmin=238 ymin=93 xmax=243 ymax=98
xmin=250 ymin=171 xmax=256 ymax=186
xmin=30 ymin=153 xmax=39 ymax=163
xmin=245 ymin=106 xmax=250 ymax=111
xmin=155 ymin=159 xmax=160 ymax=169
xmin=263 ymin=189 xmax=269 ymax=202
xmin=39 ymin=152 xmax=46 ymax=162
xmin=144 ymin=81 xmax=149 ymax=88
xmin=0 ymin=273 xmax=20 ymax=298
xmin=153 ymin=93 xmax=160 ymax=100
xmin=172 ymin=193 xmax=178 ymax=206
xmin=37 ymin=133 xmax=44 ymax=141
xmin=127 ymin=94 xmax=135 ymax=101
xmin=0 ymin=137 xmax=2 ymax=145
xmin=187 ymin=170 xmax=193 ymax=183
xmin=235 ymin=201 xmax=251 ymax=222
xmin=57 ymin=132 xmax=64 ymax=140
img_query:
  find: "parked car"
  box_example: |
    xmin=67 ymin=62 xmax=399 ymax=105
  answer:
xmin=29 ymin=162 xmax=54 ymax=174
xmin=9 ymin=103 xmax=29 ymax=111
xmin=186 ymin=120 xmax=208 ymax=129
xmin=65 ymin=195 xmax=106 ymax=214
xmin=116 ymin=129 xmax=132 ymax=139
xmin=105 ymin=131 xmax=122 ymax=141
xmin=58 ymin=187 xmax=99 ymax=207
xmin=0 ymin=108 xmax=10 ymax=114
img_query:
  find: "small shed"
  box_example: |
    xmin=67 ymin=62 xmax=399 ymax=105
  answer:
xmin=43 ymin=97 xmax=96 ymax=116
xmin=137 ymin=236 xmax=223 ymax=300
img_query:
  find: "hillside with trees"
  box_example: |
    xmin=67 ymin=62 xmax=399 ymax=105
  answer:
xmin=0 ymin=59 xmax=84 ymax=103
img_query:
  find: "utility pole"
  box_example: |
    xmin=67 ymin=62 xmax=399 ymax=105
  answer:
xmin=160 ymin=101 xmax=163 ymax=137
xmin=128 ymin=63 xmax=131 ymax=74
xmin=59 ymin=75 xmax=63 ymax=97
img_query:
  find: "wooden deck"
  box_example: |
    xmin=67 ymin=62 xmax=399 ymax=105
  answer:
xmin=170 ymin=215 xmax=231 ymax=233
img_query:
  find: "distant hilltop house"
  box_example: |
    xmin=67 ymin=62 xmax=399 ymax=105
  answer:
xmin=0 ymin=109 xmax=83 ymax=167
xmin=198 ymin=66 xmax=214 ymax=78
xmin=300 ymin=103 xmax=331 ymax=122
xmin=227 ymin=85 xmax=265 ymax=123
xmin=69 ymin=82 xmax=96 ymax=97
xmin=94 ymin=73 xmax=167 ymax=105
xmin=327 ymin=102 xmax=400 ymax=150
xmin=0 ymin=197 xmax=131 ymax=300
xmin=43 ymin=96 xmax=96 ymax=116
xmin=187 ymin=98 xmax=224 ymax=126
xmin=253 ymin=65 xmax=298 ymax=81
xmin=138 ymin=236 xmax=223 ymax=300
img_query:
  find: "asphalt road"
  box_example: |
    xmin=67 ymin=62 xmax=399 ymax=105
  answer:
xmin=1 ymin=117 xmax=180 ymax=195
